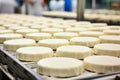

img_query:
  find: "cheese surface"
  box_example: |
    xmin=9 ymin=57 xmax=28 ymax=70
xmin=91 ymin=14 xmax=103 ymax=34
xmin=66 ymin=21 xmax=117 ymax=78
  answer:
xmin=56 ymin=45 xmax=93 ymax=59
xmin=37 ymin=57 xmax=84 ymax=77
xmin=84 ymin=56 xmax=120 ymax=73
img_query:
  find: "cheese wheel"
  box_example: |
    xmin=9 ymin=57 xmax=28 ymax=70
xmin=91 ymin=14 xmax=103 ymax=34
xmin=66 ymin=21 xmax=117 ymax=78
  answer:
xmin=103 ymin=30 xmax=120 ymax=35
xmin=66 ymin=28 xmax=87 ymax=33
xmin=56 ymin=45 xmax=93 ymax=59
xmin=16 ymin=29 xmax=39 ymax=36
xmin=92 ymin=23 xmax=107 ymax=27
xmin=70 ymin=37 xmax=100 ymax=47
xmin=94 ymin=43 xmax=120 ymax=57
xmin=0 ymin=27 xmax=5 ymax=30
xmin=8 ymin=26 xmax=29 ymax=32
xmin=99 ymin=35 xmax=120 ymax=44
xmin=88 ymin=27 xmax=110 ymax=32
xmin=79 ymin=31 xmax=104 ymax=37
xmin=53 ymin=32 xmax=78 ymax=40
xmin=41 ymin=28 xmax=63 ymax=34
xmin=37 ymin=57 xmax=84 ymax=77
xmin=109 ymin=26 xmax=120 ymax=30
xmin=0 ymin=30 xmax=13 ymax=34
xmin=84 ymin=56 xmax=120 ymax=73
xmin=38 ymin=39 xmax=69 ymax=49
xmin=25 ymin=33 xmax=52 ymax=41
xmin=30 ymin=25 xmax=48 ymax=31
xmin=3 ymin=39 xmax=36 ymax=51
xmin=16 ymin=46 xmax=53 ymax=61
xmin=0 ymin=33 xmax=23 ymax=43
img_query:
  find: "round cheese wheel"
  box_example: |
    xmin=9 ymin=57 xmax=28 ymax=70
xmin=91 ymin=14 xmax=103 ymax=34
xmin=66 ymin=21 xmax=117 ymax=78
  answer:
xmin=99 ymin=35 xmax=120 ymax=44
xmin=88 ymin=27 xmax=110 ymax=32
xmin=25 ymin=33 xmax=52 ymax=41
xmin=94 ymin=43 xmax=120 ymax=57
xmin=70 ymin=37 xmax=100 ymax=47
xmin=103 ymin=30 xmax=120 ymax=35
xmin=0 ymin=30 xmax=13 ymax=34
xmin=37 ymin=57 xmax=84 ymax=77
xmin=41 ymin=28 xmax=63 ymax=34
xmin=38 ymin=39 xmax=69 ymax=49
xmin=79 ymin=31 xmax=104 ymax=37
xmin=53 ymin=32 xmax=78 ymax=40
xmin=84 ymin=56 xmax=120 ymax=73
xmin=3 ymin=39 xmax=36 ymax=51
xmin=16 ymin=46 xmax=53 ymax=61
xmin=8 ymin=26 xmax=29 ymax=32
xmin=0 ymin=33 xmax=23 ymax=43
xmin=16 ymin=29 xmax=39 ymax=36
xmin=56 ymin=45 xmax=93 ymax=59
xmin=92 ymin=23 xmax=107 ymax=27
xmin=66 ymin=28 xmax=87 ymax=33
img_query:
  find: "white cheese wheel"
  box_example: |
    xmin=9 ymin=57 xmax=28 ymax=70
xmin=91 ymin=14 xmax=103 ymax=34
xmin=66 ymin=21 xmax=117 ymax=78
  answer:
xmin=8 ymin=26 xmax=29 ymax=32
xmin=0 ymin=27 xmax=5 ymax=30
xmin=109 ymin=26 xmax=120 ymax=30
xmin=0 ymin=30 xmax=13 ymax=34
xmin=16 ymin=46 xmax=53 ymax=61
xmin=66 ymin=28 xmax=87 ymax=33
xmin=99 ymin=35 xmax=120 ymax=44
xmin=103 ymin=30 xmax=120 ymax=35
xmin=70 ymin=37 xmax=100 ymax=47
xmin=79 ymin=31 xmax=104 ymax=37
xmin=94 ymin=43 xmax=120 ymax=57
xmin=38 ymin=39 xmax=69 ymax=49
xmin=84 ymin=56 xmax=120 ymax=73
xmin=25 ymin=33 xmax=52 ymax=41
xmin=3 ymin=39 xmax=36 ymax=51
xmin=16 ymin=29 xmax=39 ymax=36
xmin=88 ymin=27 xmax=110 ymax=32
xmin=56 ymin=45 xmax=93 ymax=59
xmin=41 ymin=28 xmax=63 ymax=34
xmin=30 ymin=25 xmax=48 ymax=31
xmin=53 ymin=32 xmax=78 ymax=40
xmin=0 ymin=33 xmax=23 ymax=43
xmin=92 ymin=23 xmax=107 ymax=27
xmin=37 ymin=57 xmax=84 ymax=77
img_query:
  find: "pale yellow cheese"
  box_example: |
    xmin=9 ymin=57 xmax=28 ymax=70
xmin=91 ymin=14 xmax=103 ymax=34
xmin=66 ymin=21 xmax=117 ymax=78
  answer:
xmin=94 ymin=43 xmax=120 ymax=57
xmin=25 ymin=33 xmax=52 ymax=41
xmin=41 ymin=28 xmax=63 ymax=34
xmin=3 ymin=39 xmax=36 ymax=51
xmin=0 ymin=33 xmax=23 ymax=43
xmin=84 ymin=56 xmax=120 ymax=73
xmin=16 ymin=46 xmax=53 ymax=61
xmin=37 ymin=57 xmax=84 ymax=77
xmin=99 ymin=35 xmax=120 ymax=44
xmin=103 ymin=30 xmax=120 ymax=35
xmin=56 ymin=45 xmax=93 ymax=59
xmin=38 ymin=39 xmax=69 ymax=49
xmin=70 ymin=37 xmax=100 ymax=47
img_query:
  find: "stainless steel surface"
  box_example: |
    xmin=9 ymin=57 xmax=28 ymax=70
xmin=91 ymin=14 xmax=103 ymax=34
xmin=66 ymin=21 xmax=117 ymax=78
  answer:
xmin=77 ymin=0 xmax=85 ymax=21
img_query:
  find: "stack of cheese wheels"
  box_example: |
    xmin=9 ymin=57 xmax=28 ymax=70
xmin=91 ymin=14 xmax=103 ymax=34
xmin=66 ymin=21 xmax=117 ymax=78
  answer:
xmin=103 ymin=30 xmax=120 ymax=35
xmin=70 ymin=37 xmax=100 ymax=47
xmin=41 ymin=28 xmax=63 ymax=35
xmin=99 ymin=35 xmax=120 ymax=44
xmin=94 ymin=43 xmax=120 ymax=57
xmin=16 ymin=46 xmax=53 ymax=61
xmin=38 ymin=39 xmax=69 ymax=50
xmin=37 ymin=57 xmax=84 ymax=77
xmin=0 ymin=33 xmax=23 ymax=43
xmin=53 ymin=32 xmax=78 ymax=40
xmin=66 ymin=28 xmax=87 ymax=33
xmin=56 ymin=45 xmax=93 ymax=59
xmin=91 ymin=23 xmax=107 ymax=27
xmin=3 ymin=39 xmax=36 ymax=51
xmin=16 ymin=29 xmax=39 ymax=36
xmin=0 ymin=30 xmax=13 ymax=34
xmin=79 ymin=31 xmax=104 ymax=38
xmin=84 ymin=55 xmax=120 ymax=73
xmin=25 ymin=33 xmax=52 ymax=41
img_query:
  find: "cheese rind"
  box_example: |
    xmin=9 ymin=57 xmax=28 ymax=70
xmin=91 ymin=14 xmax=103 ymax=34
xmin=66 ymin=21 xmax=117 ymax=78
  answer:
xmin=70 ymin=37 xmax=100 ymax=47
xmin=3 ymin=39 xmax=36 ymax=51
xmin=84 ymin=56 xmax=120 ymax=73
xmin=38 ymin=39 xmax=69 ymax=49
xmin=16 ymin=46 xmax=53 ymax=61
xmin=94 ymin=43 xmax=120 ymax=57
xmin=37 ymin=57 xmax=84 ymax=77
xmin=56 ymin=45 xmax=93 ymax=59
